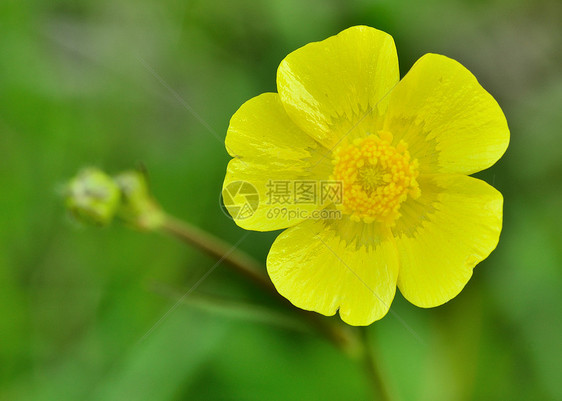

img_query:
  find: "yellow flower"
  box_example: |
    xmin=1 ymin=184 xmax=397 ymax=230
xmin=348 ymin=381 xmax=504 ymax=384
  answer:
xmin=222 ymin=26 xmax=509 ymax=325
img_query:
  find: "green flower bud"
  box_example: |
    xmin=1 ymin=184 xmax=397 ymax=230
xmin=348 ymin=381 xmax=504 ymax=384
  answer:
xmin=114 ymin=170 xmax=165 ymax=230
xmin=65 ymin=168 xmax=121 ymax=226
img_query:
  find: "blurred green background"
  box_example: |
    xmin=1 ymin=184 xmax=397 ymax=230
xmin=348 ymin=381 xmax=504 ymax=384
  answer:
xmin=1 ymin=0 xmax=561 ymax=400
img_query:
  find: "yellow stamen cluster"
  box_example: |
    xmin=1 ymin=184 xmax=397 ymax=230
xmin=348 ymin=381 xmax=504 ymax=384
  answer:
xmin=332 ymin=131 xmax=420 ymax=225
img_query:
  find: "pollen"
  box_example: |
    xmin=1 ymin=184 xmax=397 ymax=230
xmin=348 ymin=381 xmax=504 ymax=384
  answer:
xmin=332 ymin=131 xmax=420 ymax=225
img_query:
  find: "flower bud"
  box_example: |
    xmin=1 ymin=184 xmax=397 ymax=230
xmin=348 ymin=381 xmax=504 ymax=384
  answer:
xmin=114 ymin=170 xmax=165 ymax=230
xmin=65 ymin=168 xmax=121 ymax=226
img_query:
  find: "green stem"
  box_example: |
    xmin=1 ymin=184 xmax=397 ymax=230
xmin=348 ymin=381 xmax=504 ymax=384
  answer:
xmin=161 ymin=215 xmax=273 ymax=292
xmin=158 ymin=215 xmax=391 ymax=398
xmin=159 ymin=215 xmax=352 ymax=351
xmin=359 ymin=327 xmax=392 ymax=401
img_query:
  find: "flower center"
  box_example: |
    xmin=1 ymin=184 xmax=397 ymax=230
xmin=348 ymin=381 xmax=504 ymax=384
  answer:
xmin=332 ymin=131 xmax=420 ymax=225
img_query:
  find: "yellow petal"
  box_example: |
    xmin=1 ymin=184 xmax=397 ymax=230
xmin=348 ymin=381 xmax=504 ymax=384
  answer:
xmin=267 ymin=218 xmax=399 ymax=325
xmin=223 ymin=93 xmax=331 ymax=231
xmin=393 ymin=174 xmax=503 ymax=307
xmin=383 ymin=53 xmax=509 ymax=175
xmin=277 ymin=26 xmax=399 ymax=149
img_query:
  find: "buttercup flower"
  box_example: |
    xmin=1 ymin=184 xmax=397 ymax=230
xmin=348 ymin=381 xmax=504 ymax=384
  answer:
xmin=222 ymin=26 xmax=509 ymax=325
